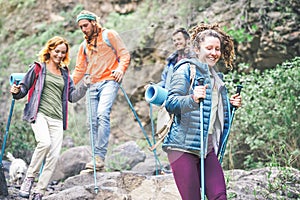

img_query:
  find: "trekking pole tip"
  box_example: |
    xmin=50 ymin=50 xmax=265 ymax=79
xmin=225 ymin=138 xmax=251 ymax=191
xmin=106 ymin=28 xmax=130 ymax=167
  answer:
xmin=94 ymin=186 xmax=99 ymax=194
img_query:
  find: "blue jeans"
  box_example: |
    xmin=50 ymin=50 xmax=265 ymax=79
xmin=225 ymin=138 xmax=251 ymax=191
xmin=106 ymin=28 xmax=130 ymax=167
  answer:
xmin=86 ymin=80 xmax=119 ymax=160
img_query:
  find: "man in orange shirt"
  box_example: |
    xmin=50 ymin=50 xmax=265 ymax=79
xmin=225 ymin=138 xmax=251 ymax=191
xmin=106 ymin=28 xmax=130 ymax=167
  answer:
xmin=73 ymin=10 xmax=130 ymax=172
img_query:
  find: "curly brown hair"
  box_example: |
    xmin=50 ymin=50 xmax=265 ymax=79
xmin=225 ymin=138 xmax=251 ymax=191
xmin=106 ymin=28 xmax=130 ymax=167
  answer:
xmin=189 ymin=23 xmax=235 ymax=70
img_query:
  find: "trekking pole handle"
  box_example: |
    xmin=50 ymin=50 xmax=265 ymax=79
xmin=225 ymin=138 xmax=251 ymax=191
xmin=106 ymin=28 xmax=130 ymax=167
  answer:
xmin=197 ymin=77 xmax=205 ymax=86
xmin=236 ymin=84 xmax=243 ymax=95
xmin=233 ymin=85 xmax=243 ymax=109
xmin=197 ymin=77 xmax=205 ymax=103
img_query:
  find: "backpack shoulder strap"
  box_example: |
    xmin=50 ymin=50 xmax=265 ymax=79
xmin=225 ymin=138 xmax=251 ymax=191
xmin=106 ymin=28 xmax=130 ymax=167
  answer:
xmin=102 ymin=29 xmax=111 ymax=47
xmin=82 ymin=40 xmax=89 ymax=63
xmin=28 ymin=62 xmax=41 ymax=101
xmin=189 ymin=63 xmax=196 ymax=91
xmin=102 ymin=29 xmax=119 ymax=62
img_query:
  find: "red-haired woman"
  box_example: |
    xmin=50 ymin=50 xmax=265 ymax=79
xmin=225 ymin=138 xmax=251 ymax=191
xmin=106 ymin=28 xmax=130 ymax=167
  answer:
xmin=11 ymin=36 xmax=89 ymax=200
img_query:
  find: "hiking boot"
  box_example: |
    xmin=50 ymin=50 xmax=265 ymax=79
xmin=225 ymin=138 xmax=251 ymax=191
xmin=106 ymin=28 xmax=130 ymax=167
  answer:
xmin=32 ymin=193 xmax=43 ymax=200
xmin=85 ymin=156 xmax=104 ymax=170
xmin=19 ymin=177 xmax=34 ymax=198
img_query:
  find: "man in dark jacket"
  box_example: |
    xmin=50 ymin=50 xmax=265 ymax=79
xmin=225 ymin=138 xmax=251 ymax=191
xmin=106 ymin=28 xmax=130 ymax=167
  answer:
xmin=157 ymin=27 xmax=194 ymax=90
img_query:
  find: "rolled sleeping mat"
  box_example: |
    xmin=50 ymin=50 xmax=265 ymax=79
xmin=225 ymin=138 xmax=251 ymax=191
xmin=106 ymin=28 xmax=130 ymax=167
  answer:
xmin=145 ymin=84 xmax=168 ymax=106
xmin=10 ymin=73 xmax=25 ymax=85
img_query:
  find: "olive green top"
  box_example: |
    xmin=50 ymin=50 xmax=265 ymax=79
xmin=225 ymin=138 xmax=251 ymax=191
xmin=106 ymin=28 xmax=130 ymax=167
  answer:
xmin=38 ymin=70 xmax=64 ymax=120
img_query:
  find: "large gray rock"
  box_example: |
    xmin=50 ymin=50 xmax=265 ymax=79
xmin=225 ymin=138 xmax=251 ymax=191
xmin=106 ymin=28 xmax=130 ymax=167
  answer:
xmin=106 ymin=141 xmax=146 ymax=171
xmin=51 ymin=142 xmax=159 ymax=182
xmin=51 ymin=146 xmax=91 ymax=181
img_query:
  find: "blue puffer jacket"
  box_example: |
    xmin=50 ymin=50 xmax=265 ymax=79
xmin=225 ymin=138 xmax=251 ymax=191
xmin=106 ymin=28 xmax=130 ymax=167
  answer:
xmin=12 ymin=62 xmax=88 ymax=130
xmin=162 ymin=58 xmax=231 ymax=157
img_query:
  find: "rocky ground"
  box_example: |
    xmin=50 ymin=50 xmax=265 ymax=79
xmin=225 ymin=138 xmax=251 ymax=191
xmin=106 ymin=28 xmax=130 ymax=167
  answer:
xmin=2 ymin=143 xmax=300 ymax=199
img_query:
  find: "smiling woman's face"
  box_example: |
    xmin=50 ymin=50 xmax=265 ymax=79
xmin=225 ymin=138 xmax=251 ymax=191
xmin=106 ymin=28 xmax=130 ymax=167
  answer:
xmin=195 ymin=36 xmax=221 ymax=68
xmin=49 ymin=43 xmax=67 ymax=66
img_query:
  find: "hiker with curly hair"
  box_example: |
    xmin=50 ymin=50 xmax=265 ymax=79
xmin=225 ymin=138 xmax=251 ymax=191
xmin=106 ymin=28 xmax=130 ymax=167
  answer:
xmin=162 ymin=23 xmax=242 ymax=200
xmin=72 ymin=10 xmax=130 ymax=173
xmin=11 ymin=36 xmax=90 ymax=200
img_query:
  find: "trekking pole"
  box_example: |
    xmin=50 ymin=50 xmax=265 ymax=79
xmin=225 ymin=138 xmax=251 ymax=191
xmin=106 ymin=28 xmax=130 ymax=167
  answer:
xmin=119 ymin=84 xmax=163 ymax=172
xmin=85 ymin=74 xmax=99 ymax=194
xmin=0 ymin=98 xmax=16 ymax=165
xmin=218 ymin=85 xmax=243 ymax=164
xmin=0 ymin=78 xmax=22 ymax=196
xmin=197 ymin=77 xmax=205 ymax=200
xmin=1 ymin=78 xmax=22 ymax=164
xmin=0 ymin=99 xmax=14 ymax=197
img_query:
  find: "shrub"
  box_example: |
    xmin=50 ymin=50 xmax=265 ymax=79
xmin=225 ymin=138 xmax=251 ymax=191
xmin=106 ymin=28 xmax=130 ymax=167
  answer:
xmin=223 ymin=57 xmax=300 ymax=170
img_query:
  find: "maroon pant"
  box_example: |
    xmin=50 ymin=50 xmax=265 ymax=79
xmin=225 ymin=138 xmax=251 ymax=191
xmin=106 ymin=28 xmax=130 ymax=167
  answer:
xmin=167 ymin=150 xmax=227 ymax=200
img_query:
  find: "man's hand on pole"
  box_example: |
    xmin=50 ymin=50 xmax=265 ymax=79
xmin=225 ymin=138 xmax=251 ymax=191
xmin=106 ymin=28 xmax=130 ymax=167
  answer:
xmin=111 ymin=69 xmax=124 ymax=82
